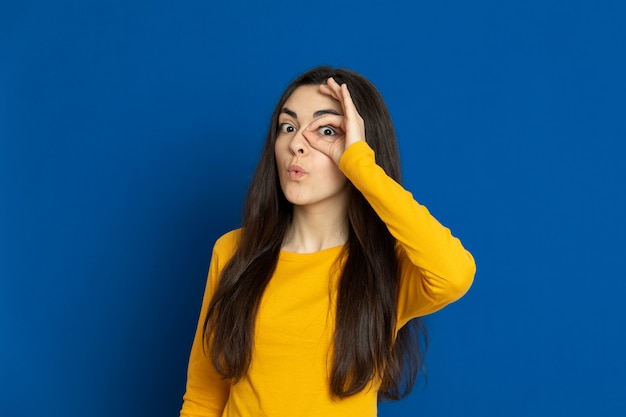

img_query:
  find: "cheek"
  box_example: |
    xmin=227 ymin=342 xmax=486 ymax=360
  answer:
xmin=274 ymin=141 xmax=289 ymax=182
xmin=325 ymin=163 xmax=348 ymax=186
xmin=274 ymin=145 xmax=283 ymax=168
xmin=274 ymin=138 xmax=289 ymax=160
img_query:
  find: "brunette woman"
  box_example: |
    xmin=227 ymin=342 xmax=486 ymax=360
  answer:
xmin=180 ymin=66 xmax=475 ymax=417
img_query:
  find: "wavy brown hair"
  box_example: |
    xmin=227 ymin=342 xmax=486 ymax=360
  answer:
xmin=203 ymin=66 xmax=427 ymax=400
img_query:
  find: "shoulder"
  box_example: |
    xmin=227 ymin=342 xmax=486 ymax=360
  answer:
xmin=206 ymin=229 xmax=242 ymax=289
xmin=213 ymin=228 xmax=242 ymax=258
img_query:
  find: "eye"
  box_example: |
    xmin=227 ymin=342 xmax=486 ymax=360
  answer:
xmin=278 ymin=122 xmax=296 ymax=134
xmin=318 ymin=126 xmax=336 ymax=136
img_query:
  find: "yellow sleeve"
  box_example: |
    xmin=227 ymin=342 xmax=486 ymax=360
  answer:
xmin=180 ymin=232 xmax=240 ymax=417
xmin=338 ymin=141 xmax=476 ymax=326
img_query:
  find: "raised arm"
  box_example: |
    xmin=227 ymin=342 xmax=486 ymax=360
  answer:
xmin=304 ymin=77 xmax=475 ymax=326
xmin=339 ymin=141 xmax=475 ymax=325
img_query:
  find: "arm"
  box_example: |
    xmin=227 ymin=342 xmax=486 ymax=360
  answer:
xmin=180 ymin=235 xmax=235 ymax=417
xmin=338 ymin=141 xmax=476 ymax=325
xmin=304 ymin=78 xmax=475 ymax=325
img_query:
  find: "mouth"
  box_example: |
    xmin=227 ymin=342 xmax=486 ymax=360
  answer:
xmin=288 ymin=164 xmax=307 ymax=180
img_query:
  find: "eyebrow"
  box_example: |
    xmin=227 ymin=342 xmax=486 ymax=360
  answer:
xmin=280 ymin=107 xmax=342 ymax=119
xmin=314 ymin=109 xmax=341 ymax=118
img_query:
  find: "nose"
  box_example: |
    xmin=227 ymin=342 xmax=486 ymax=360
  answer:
xmin=289 ymin=128 xmax=308 ymax=155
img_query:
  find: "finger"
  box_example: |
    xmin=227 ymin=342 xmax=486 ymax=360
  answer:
xmin=325 ymin=77 xmax=344 ymax=97
xmin=323 ymin=78 xmax=359 ymax=120
xmin=302 ymin=129 xmax=344 ymax=164
xmin=338 ymin=83 xmax=359 ymax=119
xmin=321 ymin=77 xmax=344 ymax=96
xmin=319 ymin=83 xmax=341 ymax=101
xmin=304 ymin=123 xmax=345 ymax=147
xmin=320 ymin=78 xmax=365 ymax=146
xmin=302 ymin=128 xmax=340 ymax=147
xmin=327 ymin=76 xmax=342 ymax=91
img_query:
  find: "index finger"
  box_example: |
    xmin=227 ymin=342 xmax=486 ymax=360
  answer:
xmin=324 ymin=78 xmax=360 ymax=120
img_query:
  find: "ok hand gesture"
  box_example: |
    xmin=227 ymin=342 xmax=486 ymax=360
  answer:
xmin=302 ymin=77 xmax=366 ymax=165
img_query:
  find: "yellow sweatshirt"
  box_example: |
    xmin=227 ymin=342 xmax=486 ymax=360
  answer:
xmin=180 ymin=141 xmax=476 ymax=417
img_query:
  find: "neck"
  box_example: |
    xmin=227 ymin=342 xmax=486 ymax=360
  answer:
xmin=282 ymin=205 xmax=349 ymax=254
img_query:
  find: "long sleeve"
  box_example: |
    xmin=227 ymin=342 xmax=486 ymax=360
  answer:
xmin=180 ymin=233 xmax=239 ymax=417
xmin=338 ymin=141 xmax=476 ymax=326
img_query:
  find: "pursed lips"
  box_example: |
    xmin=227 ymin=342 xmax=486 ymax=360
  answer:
xmin=288 ymin=164 xmax=307 ymax=180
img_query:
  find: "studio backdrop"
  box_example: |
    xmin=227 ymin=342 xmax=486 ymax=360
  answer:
xmin=1 ymin=1 xmax=625 ymax=416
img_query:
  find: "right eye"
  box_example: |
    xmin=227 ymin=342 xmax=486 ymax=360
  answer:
xmin=278 ymin=123 xmax=295 ymax=134
xmin=318 ymin=126 xmax=337 ymax=137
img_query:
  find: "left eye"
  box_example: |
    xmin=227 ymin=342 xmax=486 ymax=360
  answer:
xmin=318 ymin=126 xmax=336 ymax=136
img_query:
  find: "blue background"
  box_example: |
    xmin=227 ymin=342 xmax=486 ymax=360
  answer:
xmin=1 ymin=0 xmax=625 ymax=416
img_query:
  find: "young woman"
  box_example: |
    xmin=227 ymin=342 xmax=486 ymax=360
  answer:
xmin=180 ymin=66 xmax=475 ymax=417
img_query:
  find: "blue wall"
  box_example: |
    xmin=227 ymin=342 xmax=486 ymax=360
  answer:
xmin=1 ymin=1 xmax=625 ymax=416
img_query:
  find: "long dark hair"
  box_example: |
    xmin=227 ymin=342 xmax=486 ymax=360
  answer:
xmin=204 ymin=66 xmax=427 ymax=400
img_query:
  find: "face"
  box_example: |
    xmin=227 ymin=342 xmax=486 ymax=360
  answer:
xmin=274 ymin=85 xmax=349 ymax=211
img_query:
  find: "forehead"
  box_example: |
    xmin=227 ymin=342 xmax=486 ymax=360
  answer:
xmin=282 ymin=85 xmax=342 ymax=116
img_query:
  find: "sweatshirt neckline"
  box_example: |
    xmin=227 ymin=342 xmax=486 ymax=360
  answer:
xmin=279 ymin=244 xmax=345 ymax=262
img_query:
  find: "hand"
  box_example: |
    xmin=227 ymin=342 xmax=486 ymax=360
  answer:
xmin=302 ymin=77 xmax=366 ymax=165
